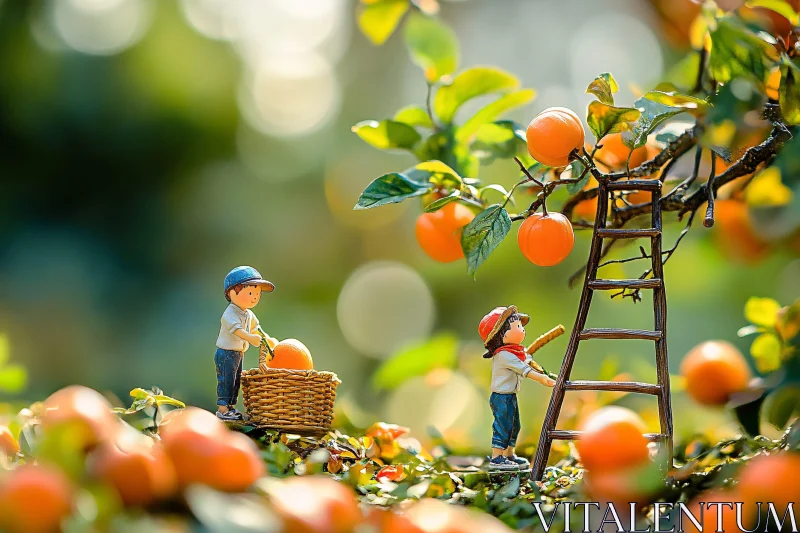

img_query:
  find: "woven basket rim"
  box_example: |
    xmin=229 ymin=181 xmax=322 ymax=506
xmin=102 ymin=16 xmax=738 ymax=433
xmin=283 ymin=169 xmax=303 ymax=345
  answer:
xmin=241 ymin=367 xmax=341 ymax=382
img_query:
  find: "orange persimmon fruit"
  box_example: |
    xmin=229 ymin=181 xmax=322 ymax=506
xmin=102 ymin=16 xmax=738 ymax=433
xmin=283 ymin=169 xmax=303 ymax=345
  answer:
xmin=680 ymin=340 xmax=751 ymax=406
xmin=575 ymin=406 xmax=650 ymax=472
xmin=415 ymin=202 xmax=475 ymax=263
xmin=526 ymin=107 xmax=585 ymax=167
xmin=267 ymin=339 xmax=314 ymax=370
xmin=0 ymin=464 xmax=73 ymax=533
xmin=517 ymin=212 xmax=575 ymax=267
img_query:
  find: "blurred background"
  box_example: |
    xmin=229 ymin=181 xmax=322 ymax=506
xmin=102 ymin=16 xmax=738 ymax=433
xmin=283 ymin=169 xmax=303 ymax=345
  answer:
xmin=1 ymin=0 xmax=798 ymax=452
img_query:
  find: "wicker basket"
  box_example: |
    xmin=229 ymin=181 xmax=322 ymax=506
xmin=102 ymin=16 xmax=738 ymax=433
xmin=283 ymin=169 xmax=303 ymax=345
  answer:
xmin=241 ymin=343 xmax=340 ymax=435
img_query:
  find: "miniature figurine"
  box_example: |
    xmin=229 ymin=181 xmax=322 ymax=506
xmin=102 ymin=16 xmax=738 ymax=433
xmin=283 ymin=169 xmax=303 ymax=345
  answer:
xmin=479 ymin=305 xmax=556 ymax=471
xmin=215 ymin=266 xmax=274 ymax=421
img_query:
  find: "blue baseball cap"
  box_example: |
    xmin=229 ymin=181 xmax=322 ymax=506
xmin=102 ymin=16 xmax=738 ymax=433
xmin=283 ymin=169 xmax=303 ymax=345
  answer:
xmin=223 ymin=266 xmax=275 ymax=298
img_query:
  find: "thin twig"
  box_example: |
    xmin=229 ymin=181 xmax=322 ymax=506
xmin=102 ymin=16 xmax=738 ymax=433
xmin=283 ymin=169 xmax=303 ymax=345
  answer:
xmin=704 ymin=154 xmax=717 ymax=227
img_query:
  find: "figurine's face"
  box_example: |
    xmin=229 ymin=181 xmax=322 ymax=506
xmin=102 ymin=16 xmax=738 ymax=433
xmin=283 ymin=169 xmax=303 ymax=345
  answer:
xmin=503 ymin=319 xmax=526 ymax=345
xmin=229 ymin=285 xmax=262 ymax=309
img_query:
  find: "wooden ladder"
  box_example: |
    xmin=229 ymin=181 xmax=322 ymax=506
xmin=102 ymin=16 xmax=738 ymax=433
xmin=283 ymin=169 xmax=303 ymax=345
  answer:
xmin=531 ymin=178 xmax=673 ymax=480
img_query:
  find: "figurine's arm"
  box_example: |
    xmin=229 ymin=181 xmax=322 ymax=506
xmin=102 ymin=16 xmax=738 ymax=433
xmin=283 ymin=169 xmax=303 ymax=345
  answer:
xmin=526 ymin=371 xmax=555 ymax=387
xmin=222 ymin=309 xmax=262 ymax=347
xmin=233 ymin=328 xmax=262 ymax=347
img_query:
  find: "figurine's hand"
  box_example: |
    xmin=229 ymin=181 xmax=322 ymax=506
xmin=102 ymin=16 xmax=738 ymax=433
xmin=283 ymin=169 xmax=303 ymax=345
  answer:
xmin=544 ymin=377 xmax=556 ymax=387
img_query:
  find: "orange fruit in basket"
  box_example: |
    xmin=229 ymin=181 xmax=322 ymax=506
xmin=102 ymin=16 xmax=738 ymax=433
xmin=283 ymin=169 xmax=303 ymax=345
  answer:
xmin=0 ymin=426 xmax=19 ymax=457
xmin=526 ymin=107 xmax=585 ymax=167
xmin=266 ymin=339 xmax=314 ymax=370
xmin=415 ymin=202 xmax=475 ymax=263
xmin=517 ymin=212 xmax=575 ymax=266
xmin=0 ymin=464 xmax=74 ymax=533
xmin=576 ymin=406 xmax=650 ymax=472
xmin=41 ymin=385 xmax=120 ymax=450
xmin=680 ymin=340 xmax=751 ymax=406
xmin=91 ymin=435 xmax=177 ymax=507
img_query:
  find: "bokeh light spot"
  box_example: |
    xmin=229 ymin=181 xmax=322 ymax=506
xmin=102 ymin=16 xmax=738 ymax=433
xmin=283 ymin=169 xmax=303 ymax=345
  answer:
xmin=52 ymin=0 xmax=153 ymax=56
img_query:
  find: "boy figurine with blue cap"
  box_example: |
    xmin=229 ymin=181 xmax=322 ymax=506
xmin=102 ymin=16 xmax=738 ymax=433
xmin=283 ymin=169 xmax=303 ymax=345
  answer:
xmin=215 ymin=266 xmax=275 ymax=421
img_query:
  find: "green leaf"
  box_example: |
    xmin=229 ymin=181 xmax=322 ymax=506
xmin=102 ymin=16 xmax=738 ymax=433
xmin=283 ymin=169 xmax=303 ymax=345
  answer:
xmin=460 ymin=204 xmax=512 ymax=276
xmin=372 ymin=334 xmax=459 ymax=391
xmin=751 ymin=333 xmax=782 ymax=373
xmin=403 ymin=12 xmax=459 ymax=83
xmin=746 ymin=0 xmax=799 ymax=26
xmin=708 ymin=16 xmax=775 ymax=86
xmin=433 ymin=67 xmax=520 ymax=123
xmin=470 ymin=121 xmax=526 ymax=161
xmin=567 ymin=160 xmax=590 ymax=194
xmin=423 ymin=191 xmax=460 ymax=212
xmin=479 ymin=184 xmax=514 ymax=204
xmin=153 ymin=394 xmax=186 ymax=408
xmin=354 ymin=172 xmax=431 ymax=210
xmin=642 ymin=90 xmax=709 ymax=116
xmin=708 ymin=145 xmax=732 ymax=163
xmin=767 ymin=386 xmax=800 ymax=430
xmin=352 ymin=120 xmax=422 ymax=151
xmin=586 ymin=73 xmax=619 ymax=105
xmin=586 ymin=101 xmax=641 ymax=141
xmin=416 ymin=160 xmax=463 ymax=188
xmin=622 ymin=98 xmax=683 ymax=149
xmin=730 ymin=388 xmax=768 ymax=436
xmin=455 ymin=89 xmax=536 ymax=144
xmin=129 ymin=388 xmax=152 ymax=401
xmin=779 ymin=61 xmax=800 ymax=125
xmin=0 ymin=364 xmax=26 ymax=393
xmin=394 ymin=105 xmax=434 ymax=129
xmin=357 ymin=0 xmax=410 ymax=45
xmin=745 ymin=297 xmax=781 ymax=327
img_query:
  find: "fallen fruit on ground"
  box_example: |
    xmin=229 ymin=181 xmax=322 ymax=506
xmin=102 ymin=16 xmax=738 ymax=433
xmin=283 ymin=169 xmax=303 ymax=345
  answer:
xmin=415 ymin=202 xmax=475 ymax=263
xmin=526 ymin=107 xmax=585 ymax=167
xmin=517 ymin=212 xmax=575 ymax=266
xmin=267 ymin=476 xmax=362 ymax=533
xmin=41 ymin=384 xmax=120 ymax=449
xmin=576 ymin=406 xmax=650 ymax=472
xmin=0 ymin=464 xmax=73 ymax=533
xmin=267 ymin=339 xmax=314 ymax=370
xmin=680 ymin=340 xmax=751 ymax=406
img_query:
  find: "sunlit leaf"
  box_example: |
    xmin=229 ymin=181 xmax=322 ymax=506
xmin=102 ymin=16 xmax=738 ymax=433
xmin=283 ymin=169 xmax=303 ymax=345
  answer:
xmin=403 ymin=12 xmax=459 ymax=83
xmin=567 ymin=160 xmax=589 ymax=194
xmin=152 ymin=394 xmax=186 ymax=408
xmin=778 ymin=61 xmax=800 ymax=125
xmin=708 ymin=16 xmax=775 ymax=85
xmin=415 ymin=160 xmax=463 ymax=188
xmin=737 ymin=324 xmax=764 ymax=337
xmin=352 ymin=119 xmax=422 ymax=151
xmin=745 ymin=297 xmax=781 ymax=327
xmin=586 ymin=101 xmax=640 ymax=141
xmin=358 ymin=0 xmax=410 ymax=45
xmin=585 ymin=73 xmax=619 ymax=105
xmin=372 ymin=334 xmax=458 ymax=390
xmin=0 ymin=364 xmax=26 ymax=393
xmin=744 ymin=167 xmax=793 ymax=207
xmin=461 ymin=204 xmax=512 ymax=276
xmin=434 ymin=67 xmax=519 ymax=123
xmin=622 ymin=98 xmax=683 ymax=149
xmin=479 ymin=184 xmax=513 ymax=205
xmin=423 ymin=191 xmax=460 ymax=212
xmin=470 ymin=120 xmax=527 ymax=162
xmin=751 ymin=333 xmax=782 ymax=373
xmin=129 ymin=388 xmax=152 ymax=401
xmin=746 ymin=0 xmax=799 ymax=26
xmin=642 ymin=90 xmax=709 ymax=116
xmin=456 ymin=89 xmax=536 ymax=144
xmin=394 ymin=105 xmax=434 ymax=129
xmin=354 ymin=172 xmax=430 ymax=209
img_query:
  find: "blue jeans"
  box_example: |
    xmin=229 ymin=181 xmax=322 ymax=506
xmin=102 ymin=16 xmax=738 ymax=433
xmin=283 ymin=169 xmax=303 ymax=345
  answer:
xmin=215 ymin=348 xmax=243 ymax=407
xmin=490 ymin=392 xmax=521 ymax=449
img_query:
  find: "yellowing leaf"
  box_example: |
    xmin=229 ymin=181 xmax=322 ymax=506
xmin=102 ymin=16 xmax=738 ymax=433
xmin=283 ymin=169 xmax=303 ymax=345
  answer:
xmin=744 ymin=167 xmax=793 ymax=207
xmin=745 ymin=296 xmax=781 ymax=327
xmin=750 ymin=333 xmax=782 ymax=373
xmin=779 ymin=62 xmax=800 ymax=126
xmin=586 ymin=73 xmax=619 ymax=105
xmin=746 ymin=0 xmax=799 ymax=26
xmin=586 ymin=101 xmax=640 ymax=141
xmin=358 ymin=0 xmax=410 ymax=46
xmin=705 ymin=120 xmax=736 ymax=149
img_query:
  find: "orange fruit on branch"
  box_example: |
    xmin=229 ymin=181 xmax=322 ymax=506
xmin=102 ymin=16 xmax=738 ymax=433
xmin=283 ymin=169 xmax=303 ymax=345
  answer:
xmin=682 ymin=488 xmax=745 ymax=533
xmin=575 ymin=406 xmax=650 ymax=472
xmin=41 ymin=385 xmax=120 ymax=450
xmin=736 ymin=453 xmax=800 ymax=517
xmin=593 ymin=133 xmax=649 ymax=171
xmin=517 ymin=212 xmax=575 ymax=266
xmin=680 ymin=340 xmax=751 ymax=406
xmin=526 ymin=107 xmax=585 ymax=167
xmin=267 ymin=476 xmax=362 ymax=533
xmin=266 ymin=338 xmax=314 ymax=370
xmin=0 ymin=464 xmax=73 ymax=533
xmin=415 ymin=202 xmax=475 ymax=263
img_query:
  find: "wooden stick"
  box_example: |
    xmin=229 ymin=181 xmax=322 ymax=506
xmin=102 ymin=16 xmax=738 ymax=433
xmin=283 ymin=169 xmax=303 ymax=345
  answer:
xmin=526 ymin=324 xmax=565 ymax=355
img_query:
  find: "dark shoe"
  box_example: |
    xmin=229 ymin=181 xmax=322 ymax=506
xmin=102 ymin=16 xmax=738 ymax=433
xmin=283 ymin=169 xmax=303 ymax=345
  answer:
xmin=507 ymin=455 xmax=530 ymax=468
xmin=486 ymin=456 xmax=520 ymax=471
xmin=216 ymin=410 xmax=243 ymax=421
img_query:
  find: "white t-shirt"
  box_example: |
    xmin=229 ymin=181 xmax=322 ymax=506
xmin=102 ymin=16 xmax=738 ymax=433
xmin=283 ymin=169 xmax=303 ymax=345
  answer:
xmin=216 ymin=303 xmax=259 ymax=352
xmin=491 ymin=351 xmax=533 ymax=394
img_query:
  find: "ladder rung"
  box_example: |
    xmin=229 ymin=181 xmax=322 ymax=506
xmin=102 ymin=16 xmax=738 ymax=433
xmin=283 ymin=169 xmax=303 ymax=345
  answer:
xmin=564 ymin=380 xmax=661 ymax=395
xmin=607 ymin=180 xmax=662 ymax=191
xmin=549 ymin=430 xmax=668 ymax=442
xmin=588 ymin=279 xmax=662 ymax=290
xmin=596 ymin=228 xmax=660 ymax=239
xmin=579 ymin=328 xmax=662 ymax=341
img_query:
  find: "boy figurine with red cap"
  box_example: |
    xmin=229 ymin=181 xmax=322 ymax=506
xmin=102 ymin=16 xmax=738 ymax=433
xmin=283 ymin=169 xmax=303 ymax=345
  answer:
xmin=479 ymin=305 xmax=555 ymax=471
